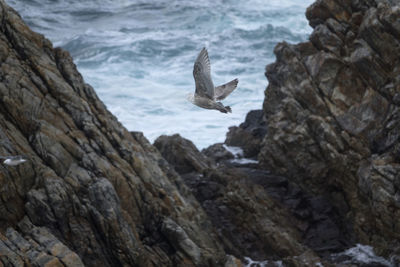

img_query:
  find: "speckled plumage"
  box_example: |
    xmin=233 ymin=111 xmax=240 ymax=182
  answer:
xmin=188 ymin=48 xmax=238 ymax=113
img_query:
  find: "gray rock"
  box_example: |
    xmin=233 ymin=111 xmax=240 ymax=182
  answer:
xmin=0 ymin=1 xmax=226 ymax=266
xmin=0 ymin=217 xmax=85 ymax=267
xmin=154 ymin=134 xmax=214 ymax=174
xmin=2 ymin=0 xmax=400 ymax=265
xmin=156 ymin=134 xmax=348 ymax=262
xmin=161 ymin=218 xmax=201 ymax=265
xmin=225 ymin=109 xmax=267 ymax=158
xmin=202 ymin=143 xmax=234 ymax=162
xmin=260 ymin=0 xmax=400 ymax=257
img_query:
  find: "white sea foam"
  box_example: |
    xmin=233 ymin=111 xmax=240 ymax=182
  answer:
xmin=223 ymin=145 xmax=258 ymax=165
xmin=245 ymin=244 xmax=396 ymax=267
xmin=223 ymin=145 xmax=244 ymax=158
xmin=244 ymin=257 xmax=283 ymax=267
xmin=9 ymin=0 xmax=314 ymax=149
xmin=231 ymin=158 xmax=259 ymax=165
xmin=331 ymin=244 xmax=395 ymax=267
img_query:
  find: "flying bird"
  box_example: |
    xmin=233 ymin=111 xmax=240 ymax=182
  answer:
xmin=187 ymin=48 xmax=238 ymax=113
xmin=0 ymin=155 xmax=28 ymax=166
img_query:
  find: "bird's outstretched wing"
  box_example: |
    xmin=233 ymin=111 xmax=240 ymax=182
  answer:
xmin=214 ymin=78 xmax=238 ymax=100
xmin=193 ymin=48 xmax=215 ymax=99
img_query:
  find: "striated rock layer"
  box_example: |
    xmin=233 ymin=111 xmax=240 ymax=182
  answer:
xmin=2 ymin=0 xmax=400 ymax=265
xmin=154 ymin=134 xmax=331 ymax=266
xmin=260 ymin=0 xmax=400 ymax=257
xmin=0 ymin=1 xmax=228 ymax=266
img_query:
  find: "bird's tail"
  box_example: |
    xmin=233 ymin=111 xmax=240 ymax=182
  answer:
xmin=215 ymin=102 xmax=232 ymax=113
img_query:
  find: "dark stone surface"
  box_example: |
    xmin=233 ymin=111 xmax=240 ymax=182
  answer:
xmin=202 ymin=143 xmax=234 ymax=162
xmin=2 ymin=0 xmax=400 ymax=265
xmin=154 ymin=134 xmax=214 ymax=174
xmin=262 ymin=0 xmax=400 ymax=258
xmin=156 ymin=134 xmax=354 ymax=265
xmin=225 ymin=109 xmax=267 ymax=158
xmin=0 ymin=2 xmax=227 ymax=266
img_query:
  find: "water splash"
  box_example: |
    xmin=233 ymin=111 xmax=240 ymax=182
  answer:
xmin=244 ymin=257 xmax=283 ymax=267
xmin=331 ymin=244 xmax=395 ymax=267
xmin=9 ymin=0 xmax=314 ymax=148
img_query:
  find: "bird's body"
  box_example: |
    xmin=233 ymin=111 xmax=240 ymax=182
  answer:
xmin=0 ymin=155 xmax=28 ymax=166
xmin=188 ymin=48 xmax=238 ymax=113
xmin=187 ymin=94 xmax=232 ymax=113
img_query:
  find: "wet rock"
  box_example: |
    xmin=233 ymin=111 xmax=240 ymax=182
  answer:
xmin=202 ymin=143 xmax=234 ymax=163
xmin=330 ymin=244 xmax=395 ymax=267
xmin=282 ymin=250 xmax=330 ymax=267
xmin=224 ymin=255 xmax=242 ymax=267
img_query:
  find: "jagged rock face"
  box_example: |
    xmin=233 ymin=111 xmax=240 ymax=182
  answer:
xmin=154 ymin=134 xmax=215 ymax=174
xmin=260 ymin=0 xmax=400 ymax=255
xmin=1 ymin=217 xmax=85 ymax=267
xmin=0 ymin=1 xmax=227 ymax=266
xmin=201 ymin=143 xmax=235 ymax=163
xmin=155 ymin=134 xmax=353 ymax=265
xmin=225 ymin=110 xmax=267 ymax=158
xmin=154 ymin=135 xmax=310 ymax=261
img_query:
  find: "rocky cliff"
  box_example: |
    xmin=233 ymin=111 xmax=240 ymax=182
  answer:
xmin=260 ymin=0 xmax=400 ymax=259
xmin=1 ymin=0 xmax=400 ymax=266
xmin=0 ymin=1 xmax=227 ymax=266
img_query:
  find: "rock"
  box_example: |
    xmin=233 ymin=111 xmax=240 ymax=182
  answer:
xmin=0 ymin=1 xmax=227 ymax=266
xmin=245 ymin=167 xmax=354 ymax=256
xmin=260 ymin=0 xmax=400 ymax=257
xmin=0 ymin=217 xmax=84 ymax=267
xmin=282 ymin=250 xmax=331 ymax=267
xmin=2 ymin=0 xmax=400 ymax=264
xmin=309 ymin=24 xmax=344 ymax=56
xmin=225 ymin=110 xmax=267 ymax=158
xmin=202 ymin=143 xmax=234 ymax=163
xmin=156 ymin=134 xmax=351 ymax=263
xmin=161 ymin=218 xmax=201 ymax=266
xmin=224 ymin=255 xmax=242 ymax=267
xmin=154 ymin=134 xmax=214 ymax=174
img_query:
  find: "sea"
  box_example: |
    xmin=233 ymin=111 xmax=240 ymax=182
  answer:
xmin=7 ymin=2 xmax=399 ymax=266
xmin=244 ymin=244 xmax=397 ymax=266
xmin=8 ymin=0 xmax=312 ymax=149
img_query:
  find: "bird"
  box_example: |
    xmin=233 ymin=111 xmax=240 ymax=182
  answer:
xmin=0 ymin=155 xmax=28 ymax=166
xmin=187 ymin=47 xmax=238 ymax=113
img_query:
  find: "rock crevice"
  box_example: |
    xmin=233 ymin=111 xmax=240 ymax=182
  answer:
xmin=260 ymin=0 xmax=400 ymax=256
xmin=0 ymin=1 xmax=227 ymax=266
xmin=1 ymin=0 xmax=400 ymax=266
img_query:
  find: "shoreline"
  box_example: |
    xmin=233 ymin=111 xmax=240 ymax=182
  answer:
xmin=1 ymin=0 xmax=399 ymax=266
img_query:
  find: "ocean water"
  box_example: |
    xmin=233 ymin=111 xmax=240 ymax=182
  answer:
xmin=331 ymin=244 xmax=396 ymax=267
xmin=244 ymin=244 xmax=397 ymax=267
xmin=8 ymin=0 xmax=313 ymax=149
